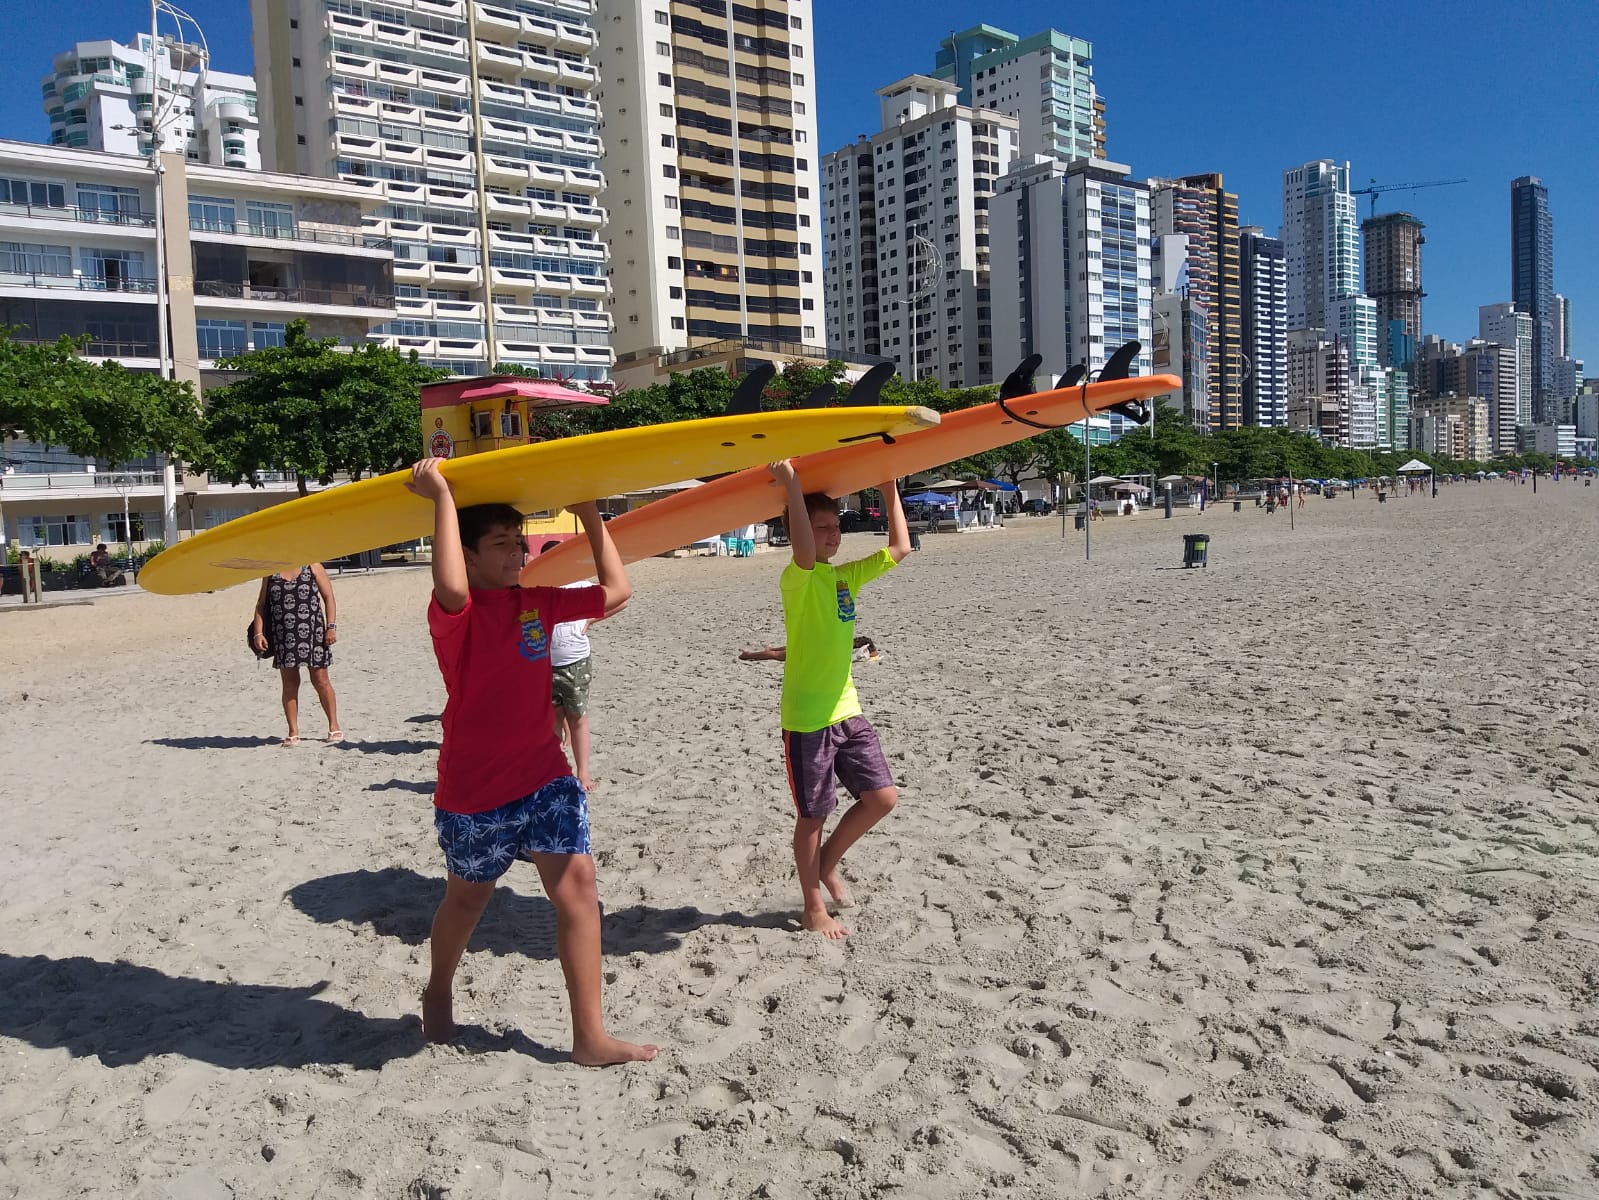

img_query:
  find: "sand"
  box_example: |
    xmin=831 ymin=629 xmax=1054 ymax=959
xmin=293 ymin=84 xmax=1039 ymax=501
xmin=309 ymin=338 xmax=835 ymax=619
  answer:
xmin=2 ymin=480 xmax=1598 ymax=1199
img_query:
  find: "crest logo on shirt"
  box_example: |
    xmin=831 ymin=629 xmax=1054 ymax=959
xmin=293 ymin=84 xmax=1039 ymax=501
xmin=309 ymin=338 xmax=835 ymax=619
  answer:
xmin=835 ymin=581 xmax=856 ymax=623
xmin=518 ymin=608 xmax=549 ymax=661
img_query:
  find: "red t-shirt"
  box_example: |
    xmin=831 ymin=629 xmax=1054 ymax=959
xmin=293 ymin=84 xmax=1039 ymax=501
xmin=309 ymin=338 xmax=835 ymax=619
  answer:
xmin=428 ymin=584 xmax=604 ymax=814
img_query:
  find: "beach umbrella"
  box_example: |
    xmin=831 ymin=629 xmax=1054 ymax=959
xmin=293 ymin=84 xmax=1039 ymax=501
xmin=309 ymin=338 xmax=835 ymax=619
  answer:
xmin=1088 ymin=475 xmax=1122 ymax=485
xmin=902 ymin=491 xmax=956 ymax=505
xmin=1156 ymin=474 xmax=1185 ymax=484
xmin=982 ymin=479 xmax=1020 ymax=491
xmin=928 ymin=477 xmax=969 ymax=489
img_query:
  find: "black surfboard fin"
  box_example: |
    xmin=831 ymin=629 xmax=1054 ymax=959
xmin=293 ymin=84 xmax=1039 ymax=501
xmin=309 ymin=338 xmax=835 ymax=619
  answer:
xmin=1056 ymin=364 xmax=1086 ymax=389
xmin=842 ymin=361 xmax=894 ymax=406
xmin=998 ymin=354 xmax=1043 ymax=401
xmin=724 ymin=361 xmax=776 ymax=416
xmin=800 ymin=383 xmax=837 ymax=409
xmin=1098 ymin=340 xmax=1142 ymax=383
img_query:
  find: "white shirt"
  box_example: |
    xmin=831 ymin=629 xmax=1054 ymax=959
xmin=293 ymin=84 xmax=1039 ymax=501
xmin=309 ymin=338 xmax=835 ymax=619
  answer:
xmin=550 ymin=580 xmax=592 ymax=667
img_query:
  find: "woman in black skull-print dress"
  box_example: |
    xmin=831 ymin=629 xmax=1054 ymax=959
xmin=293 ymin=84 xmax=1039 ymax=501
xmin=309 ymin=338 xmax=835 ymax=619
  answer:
xmin=251 ymin=563 xmax=342 ymax=746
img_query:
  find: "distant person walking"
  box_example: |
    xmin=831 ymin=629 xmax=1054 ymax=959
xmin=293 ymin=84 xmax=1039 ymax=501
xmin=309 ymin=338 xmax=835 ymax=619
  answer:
xmin=252 ymin=564 xmax=341 ymax=746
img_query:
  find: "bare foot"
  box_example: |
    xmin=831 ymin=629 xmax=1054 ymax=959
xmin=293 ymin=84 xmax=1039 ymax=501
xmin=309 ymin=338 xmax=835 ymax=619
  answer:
xmin=802 ymin=908 xmax=850 ymax=939
xmin=570 ymin=1035 xmax=659 ymax=1067
xmin=578 ymin=774 xmax=595 ymax=794
xmin=421 ymin=986 xmax=456 ymax=1044
xmin=820 ymin=866 xmax=856 ymax=908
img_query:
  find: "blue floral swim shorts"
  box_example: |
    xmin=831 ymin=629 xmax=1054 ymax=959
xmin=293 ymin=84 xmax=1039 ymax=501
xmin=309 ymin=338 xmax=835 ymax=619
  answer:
xmin=434 ymin=775 xmax=590 ymax=882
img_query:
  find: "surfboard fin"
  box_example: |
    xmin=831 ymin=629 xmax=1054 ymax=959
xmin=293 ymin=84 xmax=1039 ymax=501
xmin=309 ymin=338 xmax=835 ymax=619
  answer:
xmin=799 ymin=383 xmax=837 ymax=409
xmin=998 ymin=354 xmax=1042 ymax=401
xmin=842 ymin=361 xmax=894 ymax=406
xmin=1098 ymin=341 xmax=1142 ymax=383
xmin=1056 ymin=364 xmax=1086 ymax=389
xmin=723 ymin=361 xmax=777 ymax=416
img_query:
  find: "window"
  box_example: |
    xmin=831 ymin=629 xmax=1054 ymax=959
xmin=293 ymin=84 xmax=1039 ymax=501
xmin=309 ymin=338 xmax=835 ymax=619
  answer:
xmin=656 ymin=41 xmax=670 ymax=54
xmin=655 ymin=9 xmax=668 ymax=22
xmin=246 ymin=200 xmax=295 ymax=239
xmin=17 ymin=514 xmax=92 ymax=548
xmin=658 ymin=73 xmax=671 ymax=87
xmin=103 ymin=511 xmax=158 ymax=543
xmin=294 ymin=96 xmax=304 ymax=106
xmin=297 ymin=135 xmax=306 ymax=145
xmin=76 ymin=184 xmax=142 ymax=223
xmin=292 ymin=56 xmax=301 ymax=67
xmin=663 ymin=195 xmax=678 ymax=209
xmin=792 ymin=45 xmax=803 ymax=58
xmin=659 ymin=103 xmax=673 ymax=117
xmin=792 ymin=16 xmax=803 ymax=28
xmin=668 ymin=285 xmax=681 ymax=298
xmin=189 ymin=195 xmax=235 ymax=232
xmin=662 ymin=164 xmax=676 ymax=178
xmin=0 ymin=179 xmax=66 ymax=210
xmin=1 ymin=241 xmax=71 ymax=277
xmin=666 ymin=256 xmax=681 ymax=269
xmin=251 ymin=321 xmax=287 ymax=349
xmin=671 ymin=316 xmax=685 ymax=329
xmin=665 ymin=225 xmax=680 ymax=239
xmin=660 ymin=134 xmax=674 ymax=148
xmin=793 ymin=73 xmax=805 ymax=86
xmin=196 ymin=319 xmax=247 ymax=359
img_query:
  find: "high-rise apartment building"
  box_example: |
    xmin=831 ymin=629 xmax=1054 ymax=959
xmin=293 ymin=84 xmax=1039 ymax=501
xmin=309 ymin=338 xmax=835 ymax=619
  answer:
xmin=932 ymin=25 xmax=1105 ymax=164
xmin=1459 ymin=338 xmax=1520 ymax=454
xmin=251 ymin=0 xmax=612 ymax=381
xmin=1361 ymin=211 xmax=1423 ymax=367
xmin=1478 ymin=302 xmax=1533 ymax=427
xmin=597 ymin=0 xmax=826 ymax=386
xmin=1149 ymin=173 xmax=1240 ymax=428
xmin=1281 ymin=159 xmax=1358 ymax=333
xmin=822 ymin=76 xmax=1017 ymax=387
xmin=1554 ymin=293 xmax=1569 ymax=358
xmin=1511 ymin=175 xmax=1554 ymax=417
xmin=1286 ymin=329 xmax=1349 ymax=445
xmin=1238 ymin=226 xmax=1287 ymax=428
xmin=42 ymin=33 xmax=260 ymax=169
xmin=990 ymin=156 xmax=1153 ymax=432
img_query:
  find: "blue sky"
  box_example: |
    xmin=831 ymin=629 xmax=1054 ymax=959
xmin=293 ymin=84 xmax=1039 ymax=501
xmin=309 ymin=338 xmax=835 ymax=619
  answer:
xmin=4 ymin=0 xmax=1596 ymax=366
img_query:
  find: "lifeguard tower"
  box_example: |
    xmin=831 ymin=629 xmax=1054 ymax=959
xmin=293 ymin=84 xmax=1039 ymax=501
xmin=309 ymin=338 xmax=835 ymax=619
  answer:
xmin=420 ymin=375 xmax=609 ymax=541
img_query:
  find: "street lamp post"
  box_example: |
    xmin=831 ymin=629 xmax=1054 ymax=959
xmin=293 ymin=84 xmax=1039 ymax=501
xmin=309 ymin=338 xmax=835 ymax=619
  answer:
xmin=1212 ymin=460 xmax=1219 ymax=498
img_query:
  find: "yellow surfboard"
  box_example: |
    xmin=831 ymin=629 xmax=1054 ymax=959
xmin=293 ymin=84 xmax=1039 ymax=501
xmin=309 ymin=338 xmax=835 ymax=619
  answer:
xmin=139 ymin=406 xmax=939 ymax=595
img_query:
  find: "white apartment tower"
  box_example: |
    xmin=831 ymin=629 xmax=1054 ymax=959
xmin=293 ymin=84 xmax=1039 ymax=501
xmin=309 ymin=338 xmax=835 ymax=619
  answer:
xmin=596 ymin=0 xmax=824 ymax=383
xmin=1479 ymin=302 xmax=1534 ymax=427
xmin=43 ymin=34 xmax=260 ymax=169
xmin=1281 ymin=159 xmax=1359 ymax=333
xmin=932 ymin=26 xmax=1104 ymax=166
xmin=250 ymin=0 xmax=612 ymax=381
xmin=990 ymin=156 xmax=1153 ymax=432
xmin=822 ymin=75 xmax=1017 ymax=387
xmin=1238 ymin=225 xmax=1287 ymax=427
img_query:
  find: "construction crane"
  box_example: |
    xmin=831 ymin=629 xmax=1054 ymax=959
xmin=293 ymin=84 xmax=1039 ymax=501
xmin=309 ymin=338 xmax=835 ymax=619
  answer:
xmin=1352 ymin=178 xmax=1467 ymax=219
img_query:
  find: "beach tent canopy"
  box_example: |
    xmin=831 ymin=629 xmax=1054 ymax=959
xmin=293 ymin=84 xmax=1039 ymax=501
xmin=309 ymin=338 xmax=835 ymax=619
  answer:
xmin=1088 ymin=475 xmax=1123 ymax=485
xmin=1397 ymin=459 xmax=1432 ymax=473
xmin=928 ymin=477 xmax=969 ymax=489
xmin=902 ymin=491 xmax=957 ymax=505
xmin=1110 ymin=482 xmax=1150 ymax=493
xmin=1156 ymin=474 xmax=1185 ymax=483
xmin=983 ymin=479 xmax=1020 ymax=491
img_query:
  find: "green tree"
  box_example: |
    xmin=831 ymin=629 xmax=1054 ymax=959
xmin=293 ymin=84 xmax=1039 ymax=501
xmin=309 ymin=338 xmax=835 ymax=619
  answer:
xmin=197 ymin=320 xmax=446 ymax=494
xmin=0 ymin=330 xmax=203 ymax=464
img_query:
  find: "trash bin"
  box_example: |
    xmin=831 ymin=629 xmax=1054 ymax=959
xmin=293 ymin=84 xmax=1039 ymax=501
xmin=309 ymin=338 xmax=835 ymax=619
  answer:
xmin=1232 ymin=499 xmax=1242 ymax=513
xmin=909 ymin=528 xmax=922 ymax=551
xmin=1377 ymin=492 xmax=1387 ymax=504
xmin=359 ymin=548 xmax=382 ymax=569
xmin=1182 ymin=532 xmax=1210 ymax=568
xmin=1074 ymin=512 xmax=1086 ymax=531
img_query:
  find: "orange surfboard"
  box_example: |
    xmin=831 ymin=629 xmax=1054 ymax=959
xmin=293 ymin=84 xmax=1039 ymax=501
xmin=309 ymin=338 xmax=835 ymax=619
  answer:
xmin=521 ymin=373 xmax=1180 ymax=586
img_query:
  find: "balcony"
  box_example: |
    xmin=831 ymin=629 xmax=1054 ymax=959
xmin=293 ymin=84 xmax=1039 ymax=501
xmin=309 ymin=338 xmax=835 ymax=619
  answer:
xmin=188 ymin=218 xmax=391 ymax=253
xmin=554 ymin=23 xmax=594 ymax=52
xmin=0 ymin=201 xmax=157 ymax=232
xmin=0 ymin=272 xmax=157 ymax=296
xmin=484 ymin=155 xmax=527 ymax=184
xmin=193 ymin=280 xmax=396 ymax=312
xmin=476 ymin=42 xmax=522 ymax=77
xmin=472 ymin=4 xmax=521 ymax=41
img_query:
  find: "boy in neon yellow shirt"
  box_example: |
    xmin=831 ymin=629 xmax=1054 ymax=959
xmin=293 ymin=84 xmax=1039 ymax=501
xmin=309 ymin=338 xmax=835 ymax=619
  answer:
xmin=768 ymin=461 xmax=912 ymax=939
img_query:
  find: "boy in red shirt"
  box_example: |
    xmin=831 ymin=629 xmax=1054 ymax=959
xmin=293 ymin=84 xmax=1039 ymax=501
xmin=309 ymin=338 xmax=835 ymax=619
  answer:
xmin=406 ymin=457 xmax=656 ymax=1066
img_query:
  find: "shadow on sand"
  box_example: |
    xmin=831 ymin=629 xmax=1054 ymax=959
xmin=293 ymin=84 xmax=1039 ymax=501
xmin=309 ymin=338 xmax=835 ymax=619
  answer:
xmin=0 ymin=953 xmax=426 ymax=1070
xmin=286 ymin=866 xmax=796 ymax=959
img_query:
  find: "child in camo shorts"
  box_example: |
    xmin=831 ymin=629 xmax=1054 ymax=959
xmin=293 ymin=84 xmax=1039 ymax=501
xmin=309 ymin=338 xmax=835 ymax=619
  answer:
xmin=543 ymin=541 xmax=604 ymax=792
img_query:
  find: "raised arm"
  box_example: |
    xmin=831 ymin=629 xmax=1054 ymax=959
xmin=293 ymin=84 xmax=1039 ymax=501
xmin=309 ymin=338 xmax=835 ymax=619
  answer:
xmin=570 ymin=501 xmax=630 ymax=616
xmin=407 ymin=457 xmax=469 ymax=613
xmin=769 ymin=460 xmax=814 ymax=571
xmin=882 ymin=480 xmax=911 ymax=563
xmin=310 ymin=562 xmax=338 ymax=644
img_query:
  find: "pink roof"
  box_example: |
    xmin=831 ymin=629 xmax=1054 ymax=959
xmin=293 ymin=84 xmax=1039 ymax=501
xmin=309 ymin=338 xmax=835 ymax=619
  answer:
xmin=421 ymin=375 xmax=610 ymax=411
